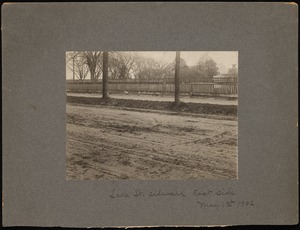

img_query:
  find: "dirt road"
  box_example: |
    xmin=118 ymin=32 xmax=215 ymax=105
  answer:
xmin=66 ymin=104 xmax=238 ymax=180
xmin=67 ymin=93 xmax=238 ymax=105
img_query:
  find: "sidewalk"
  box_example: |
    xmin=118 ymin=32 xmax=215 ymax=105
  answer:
xmin=67 ymin=93 xmax=238 ymax=106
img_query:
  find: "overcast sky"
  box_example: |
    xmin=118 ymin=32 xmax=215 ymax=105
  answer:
xmin=135 ymin=51 xmax=238 ymax=73
xmin=66 ymin=51 xmax=238 ymax=79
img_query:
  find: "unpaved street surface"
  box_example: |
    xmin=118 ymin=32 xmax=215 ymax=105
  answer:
xmin=68 ymin=93 xmax=238 ymax=105
xmin=66 ymin=104 xmax=238 ymax=180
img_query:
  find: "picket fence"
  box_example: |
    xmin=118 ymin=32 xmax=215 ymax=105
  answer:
xmin=66 ymin=77 xmax=238 ymax=96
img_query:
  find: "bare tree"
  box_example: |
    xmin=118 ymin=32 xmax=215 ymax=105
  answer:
xmin=84 ymin=51 xmax=102 ymax=82
xmin=135 ymin=57 xmax=173 ymax=81
xmin=120 ymin=53 xmax=138 ymax=79
xmin=74 ymin=54 xmax=89 ymax=80
xmin=102 ymin=52 xmax=109 ymax=99
xmin=135 ymin=57 xmax=157 ymax=80
xmin=108 ymin=52 xmax=121 ymax=79
xmin=67 ymin=51 xmax=103 ymax=81
xmin=66 ymin=52 xmax=89 ymax=81
xmin=174 ymin=51 xmax=181 ymax=105
xmin=108 ymin=52 xmax=140 ymax=80
xmin=228 ymin=64 xmax=238 ymax=77
xmin=196 ymin=55 xmax=219 ymax=81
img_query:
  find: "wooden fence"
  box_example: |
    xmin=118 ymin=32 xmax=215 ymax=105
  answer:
xmin=66 ymin=78 xmax=238 ymax=96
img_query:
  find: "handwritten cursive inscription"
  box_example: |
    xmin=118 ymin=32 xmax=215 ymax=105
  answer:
xmin=197 ymin=201 xmax=220 ymax=210
xmin=110 ymin=188 xmax=186 ymax=199
xmin=193 ymin=187 xmax=235 ymax=197
xmin=109 ymin=189 xmax=130 ymax=199
xmin=148 ymin=189 xmax=186 ymax=197
xmin=108 ymin=187 xmax=255 ymax=210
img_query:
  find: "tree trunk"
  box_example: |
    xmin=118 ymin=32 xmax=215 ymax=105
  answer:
xmin=90 ymin=69 xmax=95 ymax=82
xmin=174 ymin=51 xmax=181 ymax=105
xmin=72 ymin=55 xmax=75 ymax=82
xmin=102 ymin=52 xmax=109 ymax=99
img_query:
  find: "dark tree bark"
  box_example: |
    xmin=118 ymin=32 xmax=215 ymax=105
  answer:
xmin=102 ymin=52 xmax=109 ymax=99
xmin=174 ymin=51 xmax=181 ymax=105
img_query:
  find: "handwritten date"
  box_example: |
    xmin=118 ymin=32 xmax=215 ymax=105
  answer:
xmin=197 ymin=199 xmax=254 ymax=210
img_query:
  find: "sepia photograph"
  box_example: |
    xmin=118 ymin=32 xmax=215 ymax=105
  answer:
xmin=3 ymin=2 xmax=298 ymax=227
xmin=66 ymin=51 xmax=238 ymax=180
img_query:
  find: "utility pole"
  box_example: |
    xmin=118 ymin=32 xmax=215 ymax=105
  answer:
xmin=72 ymin=53 xmax=75 ymax=82
xmin=102 ymin=51 xmax=109 ymax=99
xmin=174 ymin=51 xmax=181 ymax=105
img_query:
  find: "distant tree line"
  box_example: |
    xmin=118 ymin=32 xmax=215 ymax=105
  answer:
xmin=66 ymin=51 xmax=222 ymax=83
